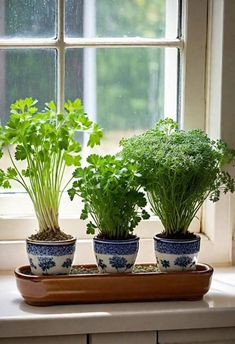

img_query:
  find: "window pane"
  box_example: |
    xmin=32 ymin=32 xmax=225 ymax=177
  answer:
xmin=0 ymin=0 xmax=57 ymax=38
xmin=65 ymin=47 xmax=177 ymax=155
xmin=0 ymin=49 xmax=56 ymax=124
xmin=65 ymin=0 xmax=178 ymax=39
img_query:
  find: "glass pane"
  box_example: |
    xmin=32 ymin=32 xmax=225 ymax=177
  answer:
xmin=0 ymin=49 xmax=56 ymax=124
xmin=65 ymin=47 xmax=178 ymax=155
xmin=0 ymin=0 xmax=57 ymax=38
xmin=65 ymin=0 xmax=178 ymax=39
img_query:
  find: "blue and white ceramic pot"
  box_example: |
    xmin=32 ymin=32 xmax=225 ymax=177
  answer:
xmin=93 ymin=236 xmax=139 ymax=273
xmin=153 ymin=234 xmax=201 ymax=272
xmin=26 ymin=237 xmax=76 ymax=275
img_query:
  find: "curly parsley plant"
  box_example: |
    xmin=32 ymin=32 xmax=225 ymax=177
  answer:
xmin=68 ymin=154 xmax=150 ymax=240
xmin=2 ymin=98 xmax=102 ymax=240
xmin=121 ymin=118 xmax=235 ymax=238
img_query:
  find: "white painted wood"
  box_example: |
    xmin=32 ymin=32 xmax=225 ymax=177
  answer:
xmin=201 ymin=193 xmax=233 ymax=265
xmin=57 ymin=0 xmax=65 ymax=113
xmin=164 ymin=0 xmax=178 ymax=120
xmin=158 ymin=328 xmax=235 ymax=343
xmin=0 ymin=335 xmax=86 ymax=344
xmin=64 ymin=37 xmax=183 ymax=48
xmin=214 ymin=0 xmax=235 ymax=264
xmin=203 ymin=0 xmax=235 ymax=265
xmin=82 ymin=0 xmax=97 ymax=162
xmin=232 ymin=238 xmax=235 ymax=265
xmin=181 ymin=0 xmax=208 ymax=130
xmin=0 ymin=38 xmax=182 ymax=49
xmin=206 ymin=0 xmax=223 ymax=141
xmin=89 ymin=332 xmax=156 ymax=344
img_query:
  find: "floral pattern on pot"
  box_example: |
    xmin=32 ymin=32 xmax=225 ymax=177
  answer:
xmin=38 ymin=257 xmax=56 ymax=273
xmin=94 ymin=236 xmax=139 ymax=273
xmin=26 ymin=238 xmax=76 ymax=275
xmin=154 ymin=234 xmax=200 ymax=272
xmin=174 ymin=256 xmax=194 ymax=268
xmin=62 ymin=258 xmax=73 ymax=269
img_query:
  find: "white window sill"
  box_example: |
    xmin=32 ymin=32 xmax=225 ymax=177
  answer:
xmin=0 ymin=267 xmax=235 ymax=339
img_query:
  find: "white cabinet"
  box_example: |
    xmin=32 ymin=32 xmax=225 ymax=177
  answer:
xmin=158 ymin=328 xmax=235 ymax=344
xmin=89 ymin=331 xmax=157 ymax=344
xmin=1 ymin=328 xmax=235 ymax=344
xmin=90 ymin=328 xmax=235 ymax=344
xmin=0 ymin=335 xmax=86 ymax=344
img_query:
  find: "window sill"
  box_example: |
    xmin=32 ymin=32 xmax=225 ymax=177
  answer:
xmin=0 ymin=267 xmax=235 ymax=339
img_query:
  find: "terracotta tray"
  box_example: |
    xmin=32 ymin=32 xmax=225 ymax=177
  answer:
xmin=15 ymin=263 xmax=213 ymax=306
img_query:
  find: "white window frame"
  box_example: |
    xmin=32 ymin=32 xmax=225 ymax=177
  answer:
xmin=1 ymin=0 xmax=234 ymax=270
xmin=203 ymin=0 xmax=235 ymax=266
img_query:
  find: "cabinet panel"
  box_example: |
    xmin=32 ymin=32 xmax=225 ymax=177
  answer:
xmin=158 ymin=328 xmax=235 ymax=344
xmin=0 ymin=335 xmax=87 ymax=344
xmin=90 ymin=331 xmax=157 ymax=344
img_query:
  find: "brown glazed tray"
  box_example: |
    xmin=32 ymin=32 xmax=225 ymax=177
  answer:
xmin=15 ymin=263 xmax=213 ymax=306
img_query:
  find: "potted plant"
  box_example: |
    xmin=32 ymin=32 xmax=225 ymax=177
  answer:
xmin=1 ymin=97 xmax=102 ymax=275
xmin=68 ymin=154 xmax=150 ymax=273
xmin=121 ymin=118 xmax=235 ymax=271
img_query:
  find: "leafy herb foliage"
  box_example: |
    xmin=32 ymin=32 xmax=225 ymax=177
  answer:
xmin=2 ymin=98 xmax=102 ymax=235
xmin=68 ymin=154 xmax=149 ymax=240
xmin=121 ymin=118 xmax=235 ymax=237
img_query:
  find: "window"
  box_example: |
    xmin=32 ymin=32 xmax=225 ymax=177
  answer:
xmin=1 ymin=0 xmax=233 ymax=269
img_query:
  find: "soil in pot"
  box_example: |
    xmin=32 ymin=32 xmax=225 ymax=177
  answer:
xmin=158 ymin=232 xmax=198 ymax=240
xmin=29 ymin=228 xmax=73 ymax=241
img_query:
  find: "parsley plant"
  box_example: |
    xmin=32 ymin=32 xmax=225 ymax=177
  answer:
xmin=121 ymin=118 xmax=235 ymax=238
xmin=68 ymin=154 xmax=149 ymax=240
xmin=2 ymin=98 xmax=102 ymax=239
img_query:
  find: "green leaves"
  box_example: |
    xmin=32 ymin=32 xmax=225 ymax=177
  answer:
xmin=6 ymin=167 xmax=17 ymax=179
xmin=15 ymin=145 xmax=27 ymax=160
xmin=68 ymin=187 xmax=77 ymax=201
xmin=87 ymin=123 xmax=103 ymax=147
xmin=155 ymin=117 xmax=179 ymax=134
xmin=87 ymin=222 xmax=97 ymax=235
xmin=64 ymin=98 xmax=83 ymax=113
xmin=0 ymin=169 xmax=10 ymax=189
xmin=10 ymin=97 xmax=38 ymax=114
xmin=87 ymin=154 xmax=102 ymax=165
xmin=63 ymin=152 xmax=81 ymax=167
xmin=0 ymin=168 xmax=15 ymax=189
xmin=69 ymin=154 xmax=149 ymax=239
xmin=141 ymin=209 xmax=150 ymax=220
xmin=121 ymin=118 xmax=235 ymax=236
xmin=2 ymin=97 xmax=103 ymax=234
